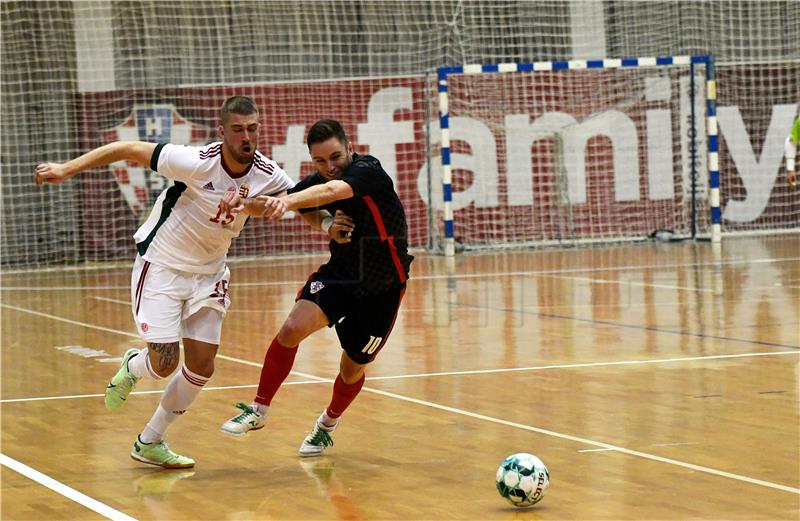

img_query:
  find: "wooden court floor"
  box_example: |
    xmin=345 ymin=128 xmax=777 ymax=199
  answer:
xmin=1 ymin=234 xmax=798 ymax=520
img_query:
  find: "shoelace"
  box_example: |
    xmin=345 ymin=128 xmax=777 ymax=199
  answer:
xmin=231 ymin=402 xmax=257 ymax=423
xmin=157 ymin=441 xmax=182 ymax=462
xmin=308 ymin=426 xmax=333 ymax=447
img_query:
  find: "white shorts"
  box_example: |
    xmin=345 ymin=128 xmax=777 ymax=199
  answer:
xmin=130 ymin=255 xmax=231 ymax=344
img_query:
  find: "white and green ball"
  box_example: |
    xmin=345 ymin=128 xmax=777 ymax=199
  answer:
xmin=495 ymin=452 xmax=550 ymax=507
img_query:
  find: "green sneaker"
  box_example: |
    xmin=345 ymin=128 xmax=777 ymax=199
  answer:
xmin=130 ymin=437 xmax=195 ymax=469
xmin=298 ymin=414 xmax=336 ymax=457
xmin=105 ymin=348 xmax=141 ymax=411
xmin=220 ymin=402 xmax=266 ymax=436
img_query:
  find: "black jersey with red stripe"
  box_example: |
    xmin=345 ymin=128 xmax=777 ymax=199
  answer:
xmin=291 ymin=153 xmax=413 ymax=296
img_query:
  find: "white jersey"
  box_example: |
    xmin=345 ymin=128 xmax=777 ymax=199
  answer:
xmin=134 ymin=142 xmax=294 ymax=274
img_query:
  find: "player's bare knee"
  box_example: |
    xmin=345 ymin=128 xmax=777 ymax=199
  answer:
xmin=339 ymin=360 xmax=366 ymax=384
xmin=185 ymin=356 xmax=215 ymax=378
xmin=147 ymin=341 xmax=180 ymax=377
xmin=277 ymin=320 xmax=309 ymax=347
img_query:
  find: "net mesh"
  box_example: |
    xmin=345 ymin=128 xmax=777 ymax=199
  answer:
xmin=1 ymin=0 xmax=798 ymax=268
xmin=434 ymin=65 xmax=710 ymax=248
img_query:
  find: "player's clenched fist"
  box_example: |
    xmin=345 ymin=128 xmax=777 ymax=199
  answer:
xmin=221 ymin=190 xmax=287 ymax=219
xmin=258 ymin=195 xmax=287 ymax=219
xmin=330 ymin=209 xmax=355 ymax=243
xmin=34 ymin=163 xmax=73 ymax=185
xmin=220 ymin=188 xmax=244 ymax=214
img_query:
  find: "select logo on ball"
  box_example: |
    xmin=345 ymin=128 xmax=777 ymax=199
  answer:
xmin=495 ymin=452 xmax=550 ymax=508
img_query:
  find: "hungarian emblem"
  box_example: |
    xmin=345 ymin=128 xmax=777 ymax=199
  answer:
xmin=238 ymin=182 xmax=250 ymax=198
xmin=102 ymin=104 xmax=213 ymax=217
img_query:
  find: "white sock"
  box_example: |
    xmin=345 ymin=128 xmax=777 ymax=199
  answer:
xmin=127 ymin=347 xmax=162 ymax=380
xmin=319 ymin=410 xmax=338 ymax=430
xmin=140 ymin=406 xmax=170 ymax=443
xmin=252 ymin=402 xmax=269 ymax=416
xmin=139 ymin=365 xmax=209 ymax=443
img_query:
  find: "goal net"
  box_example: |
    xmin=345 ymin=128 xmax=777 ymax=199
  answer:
xmin=433 ymin=58 xmax=716 ymax=254
xmin=1 ymin=1 xmax=438 ymax=269
xmin=1 ymin=1 xmax=798 ymax=269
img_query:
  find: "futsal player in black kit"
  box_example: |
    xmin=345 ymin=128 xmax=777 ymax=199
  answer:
xmin=220 ymin=119 xmax=413 ymax=456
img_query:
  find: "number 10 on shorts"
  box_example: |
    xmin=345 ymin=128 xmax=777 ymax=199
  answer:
xmin=362 ymin=335 xmax=383 ymax=354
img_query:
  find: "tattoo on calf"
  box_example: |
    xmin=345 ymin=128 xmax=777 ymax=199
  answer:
xmin=147 ymin=342 xmax=179 ymax=372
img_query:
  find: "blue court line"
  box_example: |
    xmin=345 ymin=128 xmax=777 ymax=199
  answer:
xmin=453 ymin=302 xmax=800 ymax=351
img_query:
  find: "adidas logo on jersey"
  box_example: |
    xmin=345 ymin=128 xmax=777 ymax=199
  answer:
xmin=310 ymin=281 xmax=325 ymax=294
xmin=202 ymin=181 xmax=215 ymax=191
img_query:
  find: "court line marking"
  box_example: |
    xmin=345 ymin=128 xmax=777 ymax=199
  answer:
xmin=5 ymin=374 xmax=798 ymax=498
xmin=86 ymin=297 xmax=463 ymax=317
xmin=91 ymin=295 xmax=754 ymax=314
xmin=1 ymin=304 xmax=140 ymax=337
xmin=351 ymin=385 xmax=800 ymax=495
xmin=354 ymin=351 xmax=800 ymax=380
xmin=454 ymin=302 xmax=800 ymax=351
xmin=89 ymin=295 xmax=799 ymax=315
xmin=89 ymin=296 xmax=291 ymax=313
xmin=542 ymin=274 xmax=717 ymax=293
xmin=3 ymin=256 xmax=798 ymax=291
xmin=2 ymin=301 xmax=798 ymax=399
xmin=0 ymin=379 xmax=328 ymax=403
xmin=3 ymin=303 xmax=799 ymax=496
xmin=7 ymin=293 xmax=799 ymax=357
xmin=221 ymin=359 xmax=800 ymax=495
xmin=6 ymin=350 xmax=799 ymax=404
xmin=0 ymin=453 xmax=138 ymax=521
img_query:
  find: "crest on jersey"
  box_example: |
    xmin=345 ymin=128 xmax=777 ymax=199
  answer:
xmin=238 ymin=182 xmax=250 ymax=199
xmin=101 ymin=104 xmax=213 ymax=217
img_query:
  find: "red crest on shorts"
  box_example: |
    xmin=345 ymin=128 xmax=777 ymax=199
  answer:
xmin=141 ymin=323 xmax=149 ymax=333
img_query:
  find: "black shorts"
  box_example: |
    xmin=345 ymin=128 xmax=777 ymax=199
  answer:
xmin=297 ymin=275 xmax=406 ymax=365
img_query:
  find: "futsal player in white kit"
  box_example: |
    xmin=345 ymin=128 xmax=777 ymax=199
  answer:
xmin=34 ymin=96 xmax=293 ymax=468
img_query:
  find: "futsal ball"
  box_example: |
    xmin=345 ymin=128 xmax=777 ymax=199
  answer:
xmin=495 ymin=452 xmax=550 ymax=507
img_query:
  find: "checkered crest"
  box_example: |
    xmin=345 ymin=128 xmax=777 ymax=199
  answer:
xmin=101 ymin=105 xmax=213 ymax=216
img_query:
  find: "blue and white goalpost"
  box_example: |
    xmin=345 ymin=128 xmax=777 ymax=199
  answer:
xmin=436 ymin=55 xmax=719 ymax=256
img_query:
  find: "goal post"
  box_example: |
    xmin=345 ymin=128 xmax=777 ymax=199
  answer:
xmin=436 ymin=55 xmax=720 ymax=256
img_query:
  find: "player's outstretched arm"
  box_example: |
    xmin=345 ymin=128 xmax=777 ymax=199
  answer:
xmin=220 ymin=189 xmax=288 ymax=219
xmin=35 ymin=141 xmax=156 ymax=185
xmin=281 ymin=180 xmax=354 ymax=212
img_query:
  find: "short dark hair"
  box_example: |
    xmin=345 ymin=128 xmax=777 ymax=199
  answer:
xmin=220 ymin=96 xmax=258 ymax=124
xmin=307 ymin=119 xmax=348 ymax=149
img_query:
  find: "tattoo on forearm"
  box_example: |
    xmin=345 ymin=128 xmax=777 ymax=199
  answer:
xmin=148 ymin=342 xmax=179 ymax=372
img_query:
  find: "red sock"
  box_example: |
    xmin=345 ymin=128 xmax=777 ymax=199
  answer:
xmin=254 ymin=337 xmax=298 ymax=406
xmin=326 ymin=374 xmax=366 ymax=419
